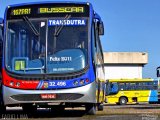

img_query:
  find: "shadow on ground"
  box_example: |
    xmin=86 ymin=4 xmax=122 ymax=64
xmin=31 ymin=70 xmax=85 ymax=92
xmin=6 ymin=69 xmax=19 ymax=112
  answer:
xmin=0 ymin=109 xmax=87 ymax=119
xmin=105 ymin=103 xmax=160 ymax=109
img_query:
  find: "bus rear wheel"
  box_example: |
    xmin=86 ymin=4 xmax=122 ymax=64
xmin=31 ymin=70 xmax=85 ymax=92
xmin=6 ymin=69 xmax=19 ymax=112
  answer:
xmin=85 ymin=103 xmax=96 ymax=115
xmin=119 ymin=97 xmax=127 ymax=105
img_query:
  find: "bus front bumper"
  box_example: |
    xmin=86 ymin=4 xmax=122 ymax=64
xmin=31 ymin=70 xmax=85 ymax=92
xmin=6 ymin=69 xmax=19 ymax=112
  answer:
xmin=3 ymin=82 xmax=96 ymax=106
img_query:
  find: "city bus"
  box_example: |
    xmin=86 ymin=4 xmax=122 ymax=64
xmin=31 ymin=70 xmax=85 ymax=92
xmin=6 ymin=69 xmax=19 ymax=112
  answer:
xmin=156 ymin=67 xmax=160 ymax=102
xmin=105 ymin=79 xmax=158 ymax=105
xmin=2 ymin=2 xmax=105 ymax=114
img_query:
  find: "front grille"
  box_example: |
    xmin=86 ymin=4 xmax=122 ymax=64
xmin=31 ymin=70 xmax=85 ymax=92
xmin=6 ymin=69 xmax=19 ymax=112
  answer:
xmin=11 ymin=93 xmax=84 ymax=101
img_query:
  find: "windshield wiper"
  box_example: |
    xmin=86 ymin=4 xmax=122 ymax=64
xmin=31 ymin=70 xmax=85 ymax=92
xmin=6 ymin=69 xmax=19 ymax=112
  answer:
xmin=23 ymin=16 xmax=39 ymax=36
xmin=54 ymin=14 xmax=71 ymax=36
xmin=53 ymin=14 xmax=71 ymax=52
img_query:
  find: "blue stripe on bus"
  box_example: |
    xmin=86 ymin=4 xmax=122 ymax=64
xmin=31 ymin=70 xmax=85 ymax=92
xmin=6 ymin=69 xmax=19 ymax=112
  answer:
xmin=149 ymin=90 xmax=158 ymax=102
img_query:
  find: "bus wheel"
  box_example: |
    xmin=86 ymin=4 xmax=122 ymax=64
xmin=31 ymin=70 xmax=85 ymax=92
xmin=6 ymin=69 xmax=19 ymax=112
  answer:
xmin=85 ymin=103 xmax=96 ymax=115
xmin=22 ymin=104 xmax=37 ymax=112
xmin=51 ymin=105 xmax=65 ymax=113
xmin=97 ymin=103 xmax=103 ymax=111
xmin=119 ymin=97 xmax=127 ymax=105
xmin=0 ymin=105 xmax=6 ymax=113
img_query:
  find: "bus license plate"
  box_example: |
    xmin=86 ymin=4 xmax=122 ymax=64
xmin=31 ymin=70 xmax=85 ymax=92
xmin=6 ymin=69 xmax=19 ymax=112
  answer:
xmin=41 ymin=94 xmax=56 ymax=99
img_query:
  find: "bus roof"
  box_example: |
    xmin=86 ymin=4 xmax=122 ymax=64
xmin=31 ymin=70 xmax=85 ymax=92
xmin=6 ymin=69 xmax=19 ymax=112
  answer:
xmin=107 ymin=78 xmax=156 ymax=82
xmin=7 ymin=1 xmax=92 ymax=8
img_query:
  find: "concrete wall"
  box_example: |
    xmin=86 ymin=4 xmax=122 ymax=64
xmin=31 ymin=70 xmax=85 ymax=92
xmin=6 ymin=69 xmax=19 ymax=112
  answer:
xmin=104 ymin=52 xmax=148 ymax=64
xmin=104 ymin=65 xmax=142 ymax=79
xmin=103 ymin=52 xmax=148 ymax=79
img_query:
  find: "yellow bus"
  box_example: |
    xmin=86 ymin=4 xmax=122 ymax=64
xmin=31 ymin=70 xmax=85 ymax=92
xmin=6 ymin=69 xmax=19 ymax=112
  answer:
xmin=105 ymin=79 xmax=158 ymax=105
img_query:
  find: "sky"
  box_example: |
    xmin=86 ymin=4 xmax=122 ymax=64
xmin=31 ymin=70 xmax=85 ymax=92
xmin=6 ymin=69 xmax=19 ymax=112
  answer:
xmin=0 ymin=0 xmax=160 ymax=78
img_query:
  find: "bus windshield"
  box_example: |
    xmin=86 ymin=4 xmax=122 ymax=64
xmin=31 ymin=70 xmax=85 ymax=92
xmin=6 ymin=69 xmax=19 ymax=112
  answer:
xmin=6 ymin=16 xmax=88 ymax=74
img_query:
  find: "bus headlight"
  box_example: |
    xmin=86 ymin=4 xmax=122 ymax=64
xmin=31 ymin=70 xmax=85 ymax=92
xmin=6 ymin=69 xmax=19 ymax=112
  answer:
xmin=9 ymin=81 xmax=14 ymax=86
xmin=16 ymin=82 xmax=20 ymax=87
xmin=80 ymin=79 xmax=85 ymax=85
xmin=73 ymin=80 xmax=79 ymax=86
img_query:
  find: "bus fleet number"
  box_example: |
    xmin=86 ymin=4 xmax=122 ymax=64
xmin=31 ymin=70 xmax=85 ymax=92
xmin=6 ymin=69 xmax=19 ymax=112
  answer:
xmin=49 ymin=81 xmax=66 ymax=87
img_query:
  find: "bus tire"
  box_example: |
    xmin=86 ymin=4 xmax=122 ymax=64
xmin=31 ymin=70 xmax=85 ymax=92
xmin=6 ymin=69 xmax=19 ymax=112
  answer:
xmin=119 ymin=97 xmax=127 ymax=105
xmin=22 ymin=104 xmax=37 ymax=112
xmin=51 ymin=105 xmax=65 ymax=113
xmin=97 ymin=103 xmax=103 ymax=111
xmin=85 ymin=103 xmax=96 ymax=115
xmin=0 ymin=105 xmax=6 ymax=113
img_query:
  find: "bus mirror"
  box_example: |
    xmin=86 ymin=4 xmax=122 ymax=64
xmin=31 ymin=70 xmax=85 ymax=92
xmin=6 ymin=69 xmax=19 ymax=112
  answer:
xmin=98 ymin=22 xmax=104 ymax=35
xmin=157 ymin=67 xmax=160 ymax=77
xmin=157 ymin=69 xmax=159 ymax=77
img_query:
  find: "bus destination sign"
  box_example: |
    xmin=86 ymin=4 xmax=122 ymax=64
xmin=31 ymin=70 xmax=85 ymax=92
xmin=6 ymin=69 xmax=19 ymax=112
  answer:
xmin=10 ymin=7 xmax=84 ymax=16
xmin=39 ymin=7 xmax=84 ymax=14
xmin=7 ymin=4 xmax=89 ymax=19
xmin=11 ymin=8 xmax=31 ymax=16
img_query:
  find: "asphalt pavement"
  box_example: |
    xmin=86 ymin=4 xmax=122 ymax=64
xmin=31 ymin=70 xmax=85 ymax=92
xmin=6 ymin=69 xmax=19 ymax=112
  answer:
xmin=0 ymin=104 xmax=159 ymax=120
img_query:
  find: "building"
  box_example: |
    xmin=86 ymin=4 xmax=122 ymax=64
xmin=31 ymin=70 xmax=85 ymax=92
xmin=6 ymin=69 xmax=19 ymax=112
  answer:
xmin=103 ymin=52 xmax=148 ymax=79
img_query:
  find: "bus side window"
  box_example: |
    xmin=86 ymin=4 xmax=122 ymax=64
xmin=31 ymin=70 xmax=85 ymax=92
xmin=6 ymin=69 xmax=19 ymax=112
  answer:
xmin=119 ymin=83 xmax=125 ymax=91
xmin=110 ymin=82 xmax=118 ymax=93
